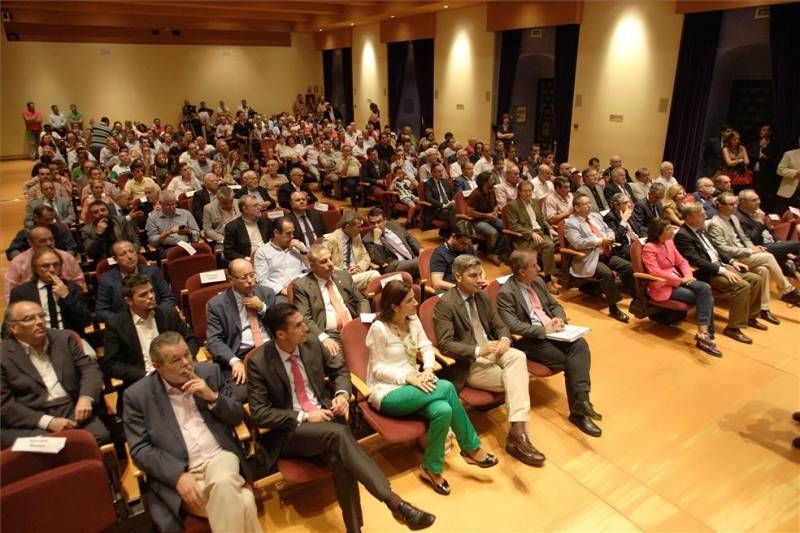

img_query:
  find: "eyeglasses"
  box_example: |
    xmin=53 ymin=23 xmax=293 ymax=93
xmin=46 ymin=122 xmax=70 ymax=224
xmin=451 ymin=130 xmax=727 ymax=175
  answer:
xmin=231 ymin=272 xmax=257 ymax=281
xmin=719 ymin=202 xmax=738 ymax=206
xmin=9 ymin=313 xmax=46 ymax=324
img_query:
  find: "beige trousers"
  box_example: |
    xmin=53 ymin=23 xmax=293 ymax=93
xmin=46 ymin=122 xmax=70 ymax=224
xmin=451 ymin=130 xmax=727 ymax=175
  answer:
xmin=188 ymin=450 xmax=261 ymax=533
xmin=466 ymin=347 xmax=530 ymax=423
xmin=352 ymin=269 xmax=380 ymax=293
xmin=739 ymin=251 xmax=793 ymax=308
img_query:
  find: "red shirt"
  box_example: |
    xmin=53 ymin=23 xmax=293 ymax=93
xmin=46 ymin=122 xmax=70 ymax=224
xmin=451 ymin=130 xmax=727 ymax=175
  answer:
xmin=23 ymin=109 xmax=43 ymax=131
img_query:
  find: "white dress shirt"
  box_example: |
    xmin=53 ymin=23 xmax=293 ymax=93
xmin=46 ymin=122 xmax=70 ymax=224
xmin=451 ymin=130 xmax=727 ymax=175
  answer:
xmin=275 ymin=343 xmax=322 ymax=415
xmin=314 ymin=274 xmax=351 ymax=341
xmin=162 ymin=377 xmax=223 ymax=469
xmin=132 ymin=311 xmax=158 ymax=373
xmin=244 ymin=219 xmax=265 ymax=254
xmin=232 ymin=291 xmax=268 ymax=366
xmin=20 ymin=339 xmax=70 ymax=430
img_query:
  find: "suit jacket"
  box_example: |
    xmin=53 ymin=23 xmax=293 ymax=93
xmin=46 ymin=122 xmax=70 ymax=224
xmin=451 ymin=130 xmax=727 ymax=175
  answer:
xmin=81 ymin=216 xmax=140 ymax=261
xmin=703 ymin=137 xmax=725 ymax=176
xmin=1 ymin=330 xmax=103 ymax=431
xmin=602 ymin=208 xmax=639 ymax=260
xmin=291 ymin=270 xmax=370 ymax=340
xmin=632 ymin=199 xmax=664 ymax=237
xmin=735 ymin=209 xmax=769 ymax=246
xmin=123 ymin=363 xmax=247 ymax=532
xmin=674 ymin=225 xmax=733 ymax=283
xmin=95 ymin=264 xmax=176 ymax=323
xmin=9 ymin=279 xmax=90 ymax=334
xmin=496 ymin=277 xmax=567 ymax=346
xmin=323 ymin=228 xmax=371 ymax=272
xmin=191 ymin=186 xmax=213 ymax=226
xmin=433 ymin=288 xmax=510 ymax=390
xmin=505 ymin=197 xmax=550 ymax=236
xmin=564 ymin=213 xmax=614 ymax=277
xmin=235 ymin=186 xmax=276 ymax=210
xmin=288 ymin=209 xmax=326 ymax=247
xmin=603 ymin=181 xmax=635 ymax=206
xmin=423 ymin=178 xmax=453 ymax=210
xmin=642 ymin=240 xmax=693 ymax=301
xmin=205 ymin=286 xmax=276 ymax=366
xmin=202 ymin=199 xmax=240 ymax=243
xmin=277 ymin=182 xmax=317 ymax=209
xmin=24 ymin=197 xmax=76 ymax=228
xmin=222 ymin=216 xmax=272 ymax=261
xmin=102 ymin=305 xmax=198 ymax=385
xmin=707 ymin=214 xmax=754 ymax=259
xmin=359 ymin=159 xmax=390 ymax=184
xmin=6 ymin=223 xmax=78 ymax=260
xmin=362 ymin=221 xmax=420 ymax=272
xmin=246 ymin=338 xmax=351 ymax=472
xmin=576 ymin=184 xmax=608 ymax=212
xmin=777 ymin=148 xmax=800 ymax=199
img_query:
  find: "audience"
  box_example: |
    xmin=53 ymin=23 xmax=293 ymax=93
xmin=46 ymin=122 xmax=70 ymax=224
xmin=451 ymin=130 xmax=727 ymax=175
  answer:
xmin=466 ymin=171 xmax=508 ymax=266
xmin=632 ymin=182 xmax=666 ymax=237
xmin=24 ymin=178 xmax=75 ymax=227
xmin=736 ymin=189 xmax=800 ymax=281
xmin=575 ymin=168 xmax=608 ymax=212
xmin=145 ymin=189 xmax=200 ymax=256
xmin=202 ymin=185 xmax=240 ymax=248
xmin=604 ymin=167 xmax=635 ymax=206
xmin=287 ymin=190 xmax=326 ymax=248
xmin=629 ymin=167 xmax=652 ymax=203
xmin=322 ymin=210 xmax=380 ymax=292
xmin=253 ymin=216 xmax=310 ymax=297
xmin=423 ymin=164 xmax=454 ymax=231
xmin=363 ymin=207 xmax=421 ymax=277
xmin=692 ymin=177 xmax=717 ymax=218
xmin=7 ymin=204 xmax=79 ymax=259
xmin=222 ymin=195 xmax=271 ymax=261
xmin=81 ymin=199 xmax=140 ymax=260
xmin=430 ymin=220 xmax=476 ymax=292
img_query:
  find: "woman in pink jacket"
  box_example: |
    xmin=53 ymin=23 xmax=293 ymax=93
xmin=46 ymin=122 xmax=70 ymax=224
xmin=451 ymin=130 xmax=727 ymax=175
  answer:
xmin=642 ymin=218 xmax=721 ymax=357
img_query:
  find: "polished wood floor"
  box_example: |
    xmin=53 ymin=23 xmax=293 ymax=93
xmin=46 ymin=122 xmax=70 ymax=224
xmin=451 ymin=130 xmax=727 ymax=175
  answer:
xmin=1 ymin=160 xmax=798 ymax=532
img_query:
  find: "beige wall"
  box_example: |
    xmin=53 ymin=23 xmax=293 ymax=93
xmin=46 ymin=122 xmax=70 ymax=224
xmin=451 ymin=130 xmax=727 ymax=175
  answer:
xmin=0 ymin=32 xmax=322 ymax=157
xmin=434 ymin=4 xmax=496 ymax=144
xmin=351 ymin=23 xmax=388 ymax=129
xmin=569 ymin=1 xmax=684 ymax=173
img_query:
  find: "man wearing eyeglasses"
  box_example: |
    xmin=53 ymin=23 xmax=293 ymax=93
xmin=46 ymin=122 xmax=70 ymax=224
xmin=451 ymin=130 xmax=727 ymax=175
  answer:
xmin=206 ymin=258 xmax=277 ymax=401
xmin=1 ymin=301 xmax=109 ymax=448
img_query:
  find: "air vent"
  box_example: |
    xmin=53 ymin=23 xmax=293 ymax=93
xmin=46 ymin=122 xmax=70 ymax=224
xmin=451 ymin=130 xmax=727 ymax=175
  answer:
xmin=1 ymin=11 xmax=11 ymax=22
xmin=754 ymin=6 xmax=769 ymax=19
xmin=151 ymin=29 xmax=160 ymax=36
xmin=171 ymin=29 xmax=181 ymax=36
xmin=530 ymin=28 xmax=542 ymax=38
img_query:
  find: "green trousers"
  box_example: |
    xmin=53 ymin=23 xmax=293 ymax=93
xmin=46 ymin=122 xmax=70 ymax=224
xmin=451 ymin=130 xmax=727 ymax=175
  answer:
xmin=379 ymin=379 xmax=481 ymax=474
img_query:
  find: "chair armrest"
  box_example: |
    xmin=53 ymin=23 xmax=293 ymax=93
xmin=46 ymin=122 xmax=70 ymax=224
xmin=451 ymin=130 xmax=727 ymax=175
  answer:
xmin=234 ymin=421 xmax=251 ymax=443
xmin=502 ymin=229 xmax=524 ymax=238
xmin=196 ymin=346 xmax=211 ymax=362
xmin=634 ymin=272 xmax=666 ymax=283
xmin=455 ymin=214 xmax=473 ymax=220
xmin=350 ymin=373 xmax=371 ymax=398
xmin=560 ymin=247 xmax=586 ymax=258
xmin=511 ymin=333 xmax=522 ymax=341
xmin=432 ymin=347 xmax=455 ymax=367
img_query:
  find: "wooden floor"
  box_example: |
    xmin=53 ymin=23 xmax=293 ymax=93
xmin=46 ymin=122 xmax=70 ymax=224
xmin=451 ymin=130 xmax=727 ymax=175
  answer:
xmin=1 ymin=159 xmax=798 ymax=532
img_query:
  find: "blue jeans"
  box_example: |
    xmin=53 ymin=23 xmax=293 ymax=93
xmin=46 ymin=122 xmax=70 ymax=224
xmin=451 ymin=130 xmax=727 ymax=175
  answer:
xmin=670 ymin=280 xmax=715 ymax=332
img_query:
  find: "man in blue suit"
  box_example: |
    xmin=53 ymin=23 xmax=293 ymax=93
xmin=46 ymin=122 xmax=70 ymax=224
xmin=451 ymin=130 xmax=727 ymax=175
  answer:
xmin=95 ymin=240 xmax=175 ymax=323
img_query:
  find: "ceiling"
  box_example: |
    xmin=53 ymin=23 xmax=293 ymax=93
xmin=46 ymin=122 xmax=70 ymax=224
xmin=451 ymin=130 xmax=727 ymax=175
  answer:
xmin=1 ymin=1 xmax=457 ymax=46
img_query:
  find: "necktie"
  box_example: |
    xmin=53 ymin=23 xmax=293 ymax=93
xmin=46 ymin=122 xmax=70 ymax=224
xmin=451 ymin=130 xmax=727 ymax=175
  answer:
xmin=591 ymin=188 xmax=604 ymax=210
xmin=467 ymin=296 xmax=489 ymax=346
xmin=382 ymin=230 xmax=412 ymax=260
xmin=45 ymin=284 xmax=59 ymax=329
xmin=301 ymin=215 xmax=316 ymax=246
xmin=325 ymin=280 xmax=350 ymax=330
xmin=344 ymin=238 xmax=353 ymax=268
xmin=287 ymin=354 xmax=317 ymax=412
xmin=247 ymin=309 xmax=265 ymax=348
xmin=436 ymin=181 xmax=447 ymax=204
xmin=525 ymin=285 xmax=552 ymax=327
xmin=586 ymin=218 xmax=610 ymax=255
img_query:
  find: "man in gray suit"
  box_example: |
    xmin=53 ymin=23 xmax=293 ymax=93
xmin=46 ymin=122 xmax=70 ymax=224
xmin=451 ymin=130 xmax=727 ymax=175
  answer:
xmin=206 ymin=258 xmax=276 ymax=401
xmin=124 ymin=332 xmax=260 ymax=533
xmin=201 ymin=186 xmax=240 ymax=248
xmin=24 ymin=179 xmax=75 ymax=228
xmin=291 ymin=244 xmax=371 ymax=358
xmin=363 ymin=207 xmax=420 ymax=278
xmin=433 ymin=254 xmax=544 ymax=467
xmin=496 ymin=250 xmax=601 ymax=437
xmin=1 ymin=301 xmax=109 ymax=448
xmin=575 ymin=168 xmax=608 ymax=213
xmin=564 ymin=194 xmax=635 ymax=322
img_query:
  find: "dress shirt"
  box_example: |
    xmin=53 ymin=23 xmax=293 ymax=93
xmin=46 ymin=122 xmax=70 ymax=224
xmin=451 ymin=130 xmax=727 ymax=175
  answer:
xmin=5 ymin=249 xmax=85 ymax=302
xmin=473 ymin=158 xmax=493 ymax=176
xmin=450 ymin=161 xmax=463 ymax=178
xmin=532 ymin=178 xmax=554 ymax=201
xmin=522 ymin=201 xmax=542 ymax=231
xmin=382 ymin=229 xmax=412 ymax=260
xmin=162 ymin=378 xmax=223 ymax=469
xmin=125 ymin=177 xmax=158 ymax=199
xmin=543 ymin=192 xmax=573 ymax=221
xmin=244 ymin=219 xmax=265 ymax=254
xmin=244 ymin=188 xmax=265 ymax=203
xmin=495 ymin=180 xmax=519 ymax=208
xmin=655 ymin=176 xmax=679 ymax=190
xmin=630 ymin=181 xmax=651 ymax=203
xmin=232 ymin=291 xmax=268 ymax=365
xmin=253 ymin=242 xmax=307 ymax=293
xmin=514 ymin=279 xmax=543 ymax=326
xmin=457 ymin=288 xmax=506 ymax=358
xmin=690 ymin=226 xmax=725 ymax=273
xmin=275 ymin=344 xmax=322 ymax=420
xmin=315 ymin=274 xmax=352 ymax=341
xmin=132 ymin=311 xmax=158 ymax=373
xmin=146 ymin=208 xmax=200 ymax=245
xmin=20 ymin=339 xmax=70 ymax=430
xmin=36 ymin=281 xmax=63 ymax=329
xmin=166 ymin=176 xmax=201 ymax=196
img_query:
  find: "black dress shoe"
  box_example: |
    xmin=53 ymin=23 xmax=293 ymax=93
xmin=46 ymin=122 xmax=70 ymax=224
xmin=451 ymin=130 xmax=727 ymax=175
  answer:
xmin=419 ymin=468 xmax=450 ymax=496
xmin=747 ymin=319 xmax=768 ymax=331
xmin=505 ymin=432 xmax=545 ymax=466
xmin=568 ymin=414 xmax=602 ymax=437
xmin=760 ymin=310 xmax=781 ymax=325
xmin=793 ymin=412 xmax=800 ymax=423
xmin=392 ymin=501 xmax=436 ymax=530
xmin=460 ymin=450 xmax=499 ymax=468
xmin=695 ymin=333 xmax=722 ymax=357
xmin=779 ymin=290 xmax=800 ymax=306
xmin=572 ymin=399 xmax=603 ymax=421
xmin=609 ymin=308 xmax=629 ymax=323
xmin=722 ymin=328 xmax=752 ymax=344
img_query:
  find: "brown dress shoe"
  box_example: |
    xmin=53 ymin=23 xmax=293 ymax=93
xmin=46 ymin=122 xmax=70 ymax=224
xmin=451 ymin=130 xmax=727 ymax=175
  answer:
xmin=546 ymin=281 xmax=560 ymax=295
xmin=505 ymin=432 xmax=545 ymax=467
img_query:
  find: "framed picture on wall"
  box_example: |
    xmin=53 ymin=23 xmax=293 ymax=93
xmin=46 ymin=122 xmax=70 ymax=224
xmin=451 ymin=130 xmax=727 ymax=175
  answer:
xmin=515 ymin=105 xmax=527 ymax=124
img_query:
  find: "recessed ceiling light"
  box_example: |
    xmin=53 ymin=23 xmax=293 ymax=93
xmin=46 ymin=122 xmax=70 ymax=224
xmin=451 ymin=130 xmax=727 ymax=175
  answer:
xmin=444 ymin=4 xmax=449 ymax=8
xmin=318 ymin=28 xmax=322 ymax=31
xmin=390 ymin=15 xmax=395 ymax=18
xmin=350 ymin=22 xmax=354 ymax=26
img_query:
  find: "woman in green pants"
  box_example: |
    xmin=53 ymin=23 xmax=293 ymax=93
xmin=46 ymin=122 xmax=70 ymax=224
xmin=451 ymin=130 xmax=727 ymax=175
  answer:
xmin=365 ymin=280 xmax=498 ymax=495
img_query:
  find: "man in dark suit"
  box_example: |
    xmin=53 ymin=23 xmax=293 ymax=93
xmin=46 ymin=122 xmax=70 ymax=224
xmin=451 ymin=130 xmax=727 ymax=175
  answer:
xmin=95 ymin=240 xmax=175 ymax=323
xmin=1 ymin=301 xmax=109 ymax=448
xmin=222 ymin=195 xmax=272 ymax=261
xmin=632 ymin=182 xmax=666 ymax=237
xmin=24 ymin=178 xmax=75 ymax=228
xmin=422 ymin=163 xmax=454 ymax=230
xmin=496 ymin=250 xmax=601 ymax=437
xmin=674 ymin=202 xmax=766 ymax=343
xmin=363 ymin=207 xmax=420 ymax=278
xmin=9 ymin=248 xmax=90 ymax=335
xmin=602 ymin=193 xmax=641 ymax=260
xmin=191 ymin=172 xmax=221 ymax=226
xmin=235 ymin=170 xmax=276 ymax=211
xmin=603 ymin=167 xmax=636 ymax=206
xmin=124 ymin=332 xmax=260 ymax=533
xmin=247 ymin=303 xmax=435 ymax=533
xmin=433 ymin=254 xmax=544 ymax=467
xmin=102 ymin=273 xmax=198 ymax=396
xmin=736 ymin=189 xmax=800 ymax=278
xmin=703 ymin=124 xmax=732 ymax=177
xmin=278 ymin=167 xmax=318 ymax=209
xmin=358 ymin=147 xmax=390 ymax=206
xmin=81 ymin=199 xmax=140 ymax=261
xmin=206 ymin=258 xmax=276 ymax=401
xmin=287 ymin=190 xmax=326 ymax=249
xmin=6 ymin=204 xmax=78 ymax=260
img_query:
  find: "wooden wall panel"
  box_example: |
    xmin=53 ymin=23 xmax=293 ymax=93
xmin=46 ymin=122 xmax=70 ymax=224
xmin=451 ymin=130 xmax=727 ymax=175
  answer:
xmin=380 ymin=13 xmax=435 ymax=43
xmin=675 ymin=0 xmax=789 ymax=13
xmin=486 ymin=1 xmax=583 ymax=31
xmin=315 ymin=28 xmax=352 ymax=50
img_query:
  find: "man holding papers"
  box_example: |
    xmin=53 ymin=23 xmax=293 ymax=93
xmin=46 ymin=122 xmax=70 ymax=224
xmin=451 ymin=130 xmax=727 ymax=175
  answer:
xmin=497 ymin=250 xmax=602 ymax=437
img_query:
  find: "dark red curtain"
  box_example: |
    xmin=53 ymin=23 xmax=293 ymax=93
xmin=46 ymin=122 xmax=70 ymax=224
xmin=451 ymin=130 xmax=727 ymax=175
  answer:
xmin=387 ymin=42 xmax=410 ymax=131
xmin=554 ymin=24 xmax=579 ymax=163
xmin=412 ymin=39 xmax=435 ymax=133
xmin=495 ymin=29 xmax=523 ymax=127
xmin=662 ymin=11 xmax=723 ymax=189
xmin=770 ymin=2 xmax=800 ymax=150
xmin=341 ymin=47 xmax=354 ymax=124
xmin=322 ymin=49 xmax=334 ymax=104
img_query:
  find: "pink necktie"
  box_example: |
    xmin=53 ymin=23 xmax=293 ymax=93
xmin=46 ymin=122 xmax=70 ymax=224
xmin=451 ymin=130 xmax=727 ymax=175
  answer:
xmin=525 ymin=285 xmax=552 ymax=327
xmin=248 ymin=310 xmax=264 ymax=347
xmin=288 ymin=354 xmax=317 ymax=412
xmin=586 ymin=218 xmax=610 ymax=256
xmin=326 ymin=279 xmax=350 ymax=330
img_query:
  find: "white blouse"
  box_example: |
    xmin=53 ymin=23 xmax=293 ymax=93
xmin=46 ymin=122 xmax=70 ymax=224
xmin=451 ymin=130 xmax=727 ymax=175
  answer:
xmin=365 ymin=317 xmax=435 ymax=409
